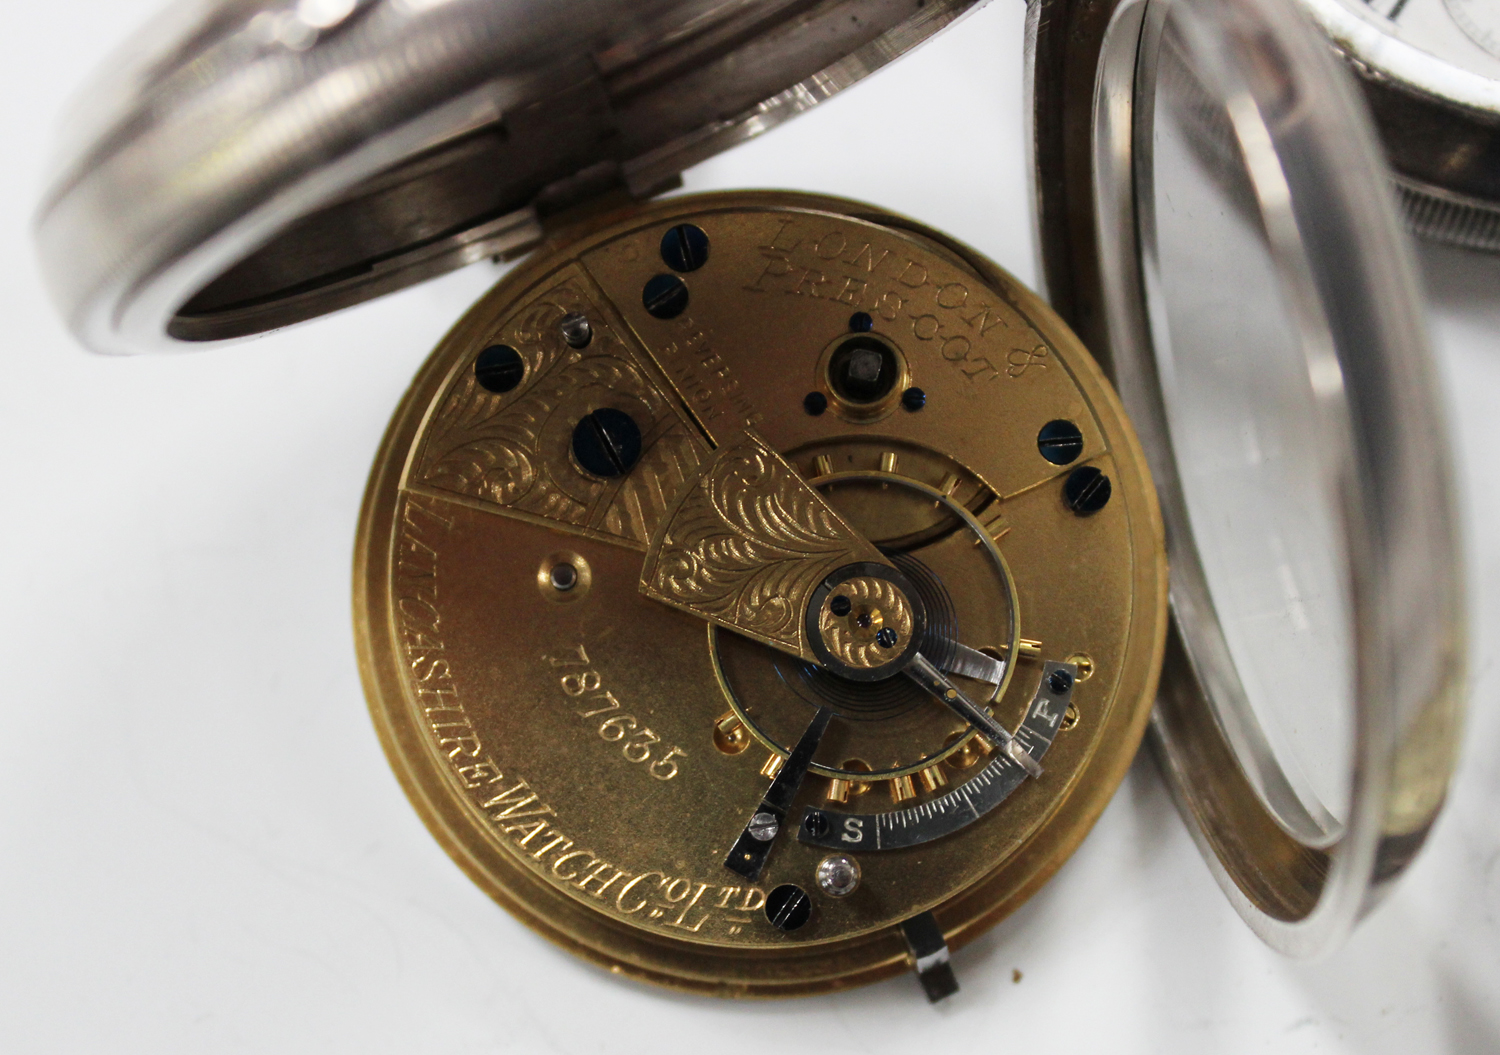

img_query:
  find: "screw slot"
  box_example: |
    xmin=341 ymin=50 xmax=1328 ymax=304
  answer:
xmin=642 ymin=273 xmax=689 ymax=319
xmin=829 ymin=595 xmax=852 ymax=617
xmin=748 ymin=812 xmax=780 ymax=842
xmin=1038 ymin=419 xmax=1085 ymax=465
xmin=876 ymin=627 xmax=898 ymax=649
xmin=660 ymin=224 xmax=710 ymax=272
xmin=474 ymin=344 xmax=525 ymax=393
xmin=1048 ymin=669 xmax=1074 ymax=694
xmin=803 ymin=812 xmax=830 ymax=839
xmin=571 ymin=408 xmax=642 ymax=478
xmin=1063 ymin=466 xmax=1112 ymax=515
xmin=901 ymin=386 xmax=926 ymax=411
xmin=765 ymin=884 xmax=813 ymax=931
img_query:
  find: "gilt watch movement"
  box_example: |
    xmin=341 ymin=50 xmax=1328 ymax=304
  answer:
xmin=36 ymin=0 xmax=1466 ymax=1004
xmin=353 ymin=192 xmax=1167 ymax=996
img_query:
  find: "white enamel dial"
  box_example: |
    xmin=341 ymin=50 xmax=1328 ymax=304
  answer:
xmin=1352 ymin=0 xmax=1500 ymax=77
xmin=1444 ymin=0 xmax=1500 ymax=61
xmin=1292 ymin=0 xmax=1500 ymax=251
xmin=1312 ymin=0 xmax=1500 ymax=101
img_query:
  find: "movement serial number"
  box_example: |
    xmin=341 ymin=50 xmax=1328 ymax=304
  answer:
xmin=545 ymin=645 xmax=686 ymax=781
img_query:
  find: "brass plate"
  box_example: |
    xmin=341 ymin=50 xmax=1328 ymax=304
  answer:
xmin=354 ymin=191 xmax=1168 ymax=996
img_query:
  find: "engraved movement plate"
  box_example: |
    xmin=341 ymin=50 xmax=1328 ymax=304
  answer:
xmin=354 ymin=191 xmax=1168 ymax=996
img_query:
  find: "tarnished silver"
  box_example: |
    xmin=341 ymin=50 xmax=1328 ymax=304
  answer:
xmin=1029 ymin=0 xmax=1465 ymax=956
xmin=34 ymin=0 xmax=986 ymax=355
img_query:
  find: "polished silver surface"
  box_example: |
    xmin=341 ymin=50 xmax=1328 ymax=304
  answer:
xmin=1029 ymin=0 xmax=1466 ymax=956
xmin=747 ymin=812 xmax=780 ymax=842
xmin=903 ymin=653 xmax=1044 ymax=778
xmin=814 ymin=854 xmax=861 ymax=897
xmin=36 ymin=0 xmax=986 ymax=355
xmin=941 ymin=642 xmax=1006 ymax=687
xmin=558 ymin=311 xmax=593 ymax=350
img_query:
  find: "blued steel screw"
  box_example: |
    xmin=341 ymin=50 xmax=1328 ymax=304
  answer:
xmin=474 ymin=344 xmax=524 ymax=393
xmin=642 ymin=273 xmax=689 ymax=319
xmin=1038 ymin=419 xmax=1085 ymax=465
xmin=765 ymin=884 xmax=813 ymax=931
xmin=1064 ymin=466 xmax=1112 ymax=515
xmin=571 ymin=408 xmax=642 ymax=477
xmin=660 ymin=224 xmax=710 ymax=272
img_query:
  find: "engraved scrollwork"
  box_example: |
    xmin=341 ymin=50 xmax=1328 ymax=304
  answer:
xmin=815 ymin=576 xmax=916 ymax=670
xmin=414 ymin=271 xmax=709 ymax=546
xmin=641 ymin=431 xmax=885 ymax=655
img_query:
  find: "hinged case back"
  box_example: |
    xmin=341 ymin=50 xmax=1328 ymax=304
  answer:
xmin=37 ymin=0 xmax=984 ymax=353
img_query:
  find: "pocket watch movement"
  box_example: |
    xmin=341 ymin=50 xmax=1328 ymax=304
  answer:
xmin=36 ymin=0 xmax=1466 ymax=1005
xmin=353 ymin=192 xmax=1168 ymax=996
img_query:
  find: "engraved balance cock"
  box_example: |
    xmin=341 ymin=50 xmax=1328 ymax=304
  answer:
xmin=638 ymin=429 xmax=894 ymax=662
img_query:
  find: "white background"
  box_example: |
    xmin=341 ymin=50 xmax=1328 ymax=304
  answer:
xmin=3 ymin=1 xmax=1498 ymax=1051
